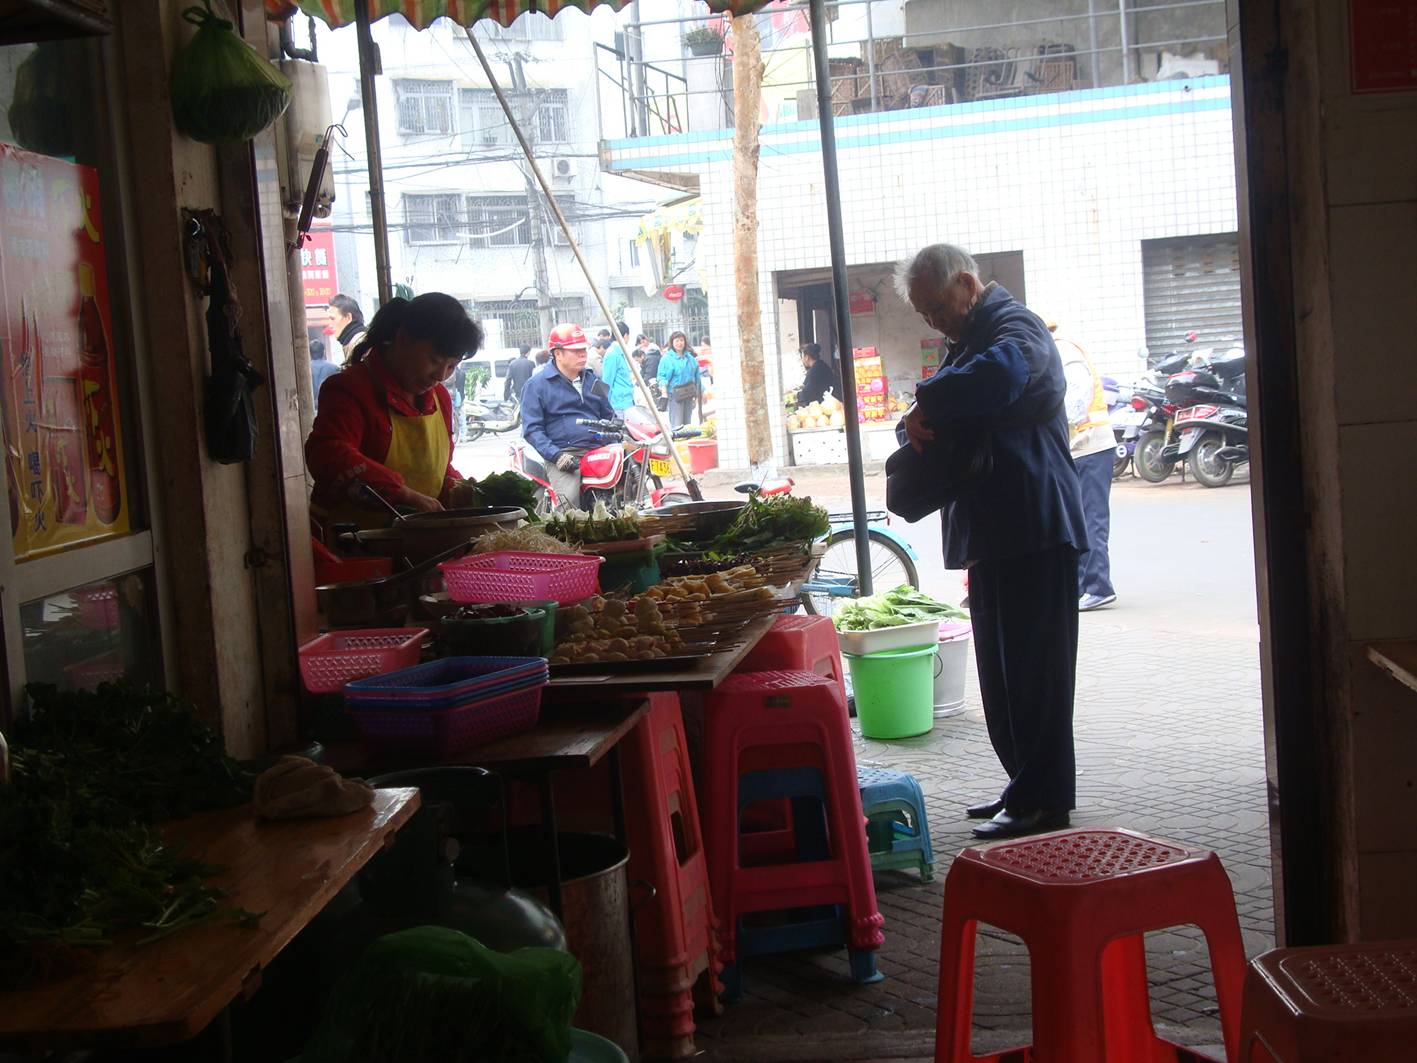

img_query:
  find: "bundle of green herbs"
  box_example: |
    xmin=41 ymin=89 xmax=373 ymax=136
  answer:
xmin=463 ymin=470 xmax=541 ymax=517
xmin=0 ymin=684 xmax=257 ymax=985
xmin=833 ymin=584 xmax=970 ymax=631
xmin=709 ymin=494 xmax=829 ymax=553
xmin=543 ymin=501 xmax=645 ymax=545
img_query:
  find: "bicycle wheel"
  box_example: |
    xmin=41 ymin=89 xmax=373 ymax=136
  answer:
xmin=800 ymin=529 xmax=919 ymax=618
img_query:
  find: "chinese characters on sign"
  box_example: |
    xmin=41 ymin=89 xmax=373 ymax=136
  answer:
xmin=851 ymin=347 xmax=888 ymax=423
xmin=0 ymin=145 xmax=131 ymax=560
xmin=300 ymin=225 xmax=339 ymax=307
xmin=1349 ymin=0 xmax=1417 ymax=94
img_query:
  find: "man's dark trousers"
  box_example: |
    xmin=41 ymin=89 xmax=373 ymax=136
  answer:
xmin=968 ymin=545 xmax=1079 ymax=813
xmin=1075 ymin=449 xmax=1115 ymax=598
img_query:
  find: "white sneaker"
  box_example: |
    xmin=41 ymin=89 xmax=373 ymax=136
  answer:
xmin=1079 ymin=593 xmax=1117 ymax=611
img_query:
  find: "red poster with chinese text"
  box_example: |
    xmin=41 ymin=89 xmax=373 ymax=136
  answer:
xmin=0 ymin=145 xmax=131 ymax=560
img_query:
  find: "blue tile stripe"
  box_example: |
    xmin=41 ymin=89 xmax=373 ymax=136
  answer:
xmin=606 ymin=75 xmax=1231 ymax=172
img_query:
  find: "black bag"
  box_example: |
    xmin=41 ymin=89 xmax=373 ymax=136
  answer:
xmin=670 ymin=382 xmax=698 ymax=402
xmin=885 ymin=398 xmax=1064 ymax=523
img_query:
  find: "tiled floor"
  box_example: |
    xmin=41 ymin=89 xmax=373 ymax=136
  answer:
xmin=691 ymin=617 xmax=1269 ymax=1062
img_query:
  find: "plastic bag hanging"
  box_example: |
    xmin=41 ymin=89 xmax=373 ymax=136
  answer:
xmin=171 ymin=0 xmax=292 ymax=145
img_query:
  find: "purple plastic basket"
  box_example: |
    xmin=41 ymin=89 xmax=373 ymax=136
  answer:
xmin=345 ymin=684 xmax=544 ymax=758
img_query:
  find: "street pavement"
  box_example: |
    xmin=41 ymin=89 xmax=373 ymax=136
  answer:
xmin=453 ymin=439 xmax=1268 ymax=1061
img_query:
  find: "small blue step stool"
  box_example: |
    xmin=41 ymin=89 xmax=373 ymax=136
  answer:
xmin=857 ymin=766 xmax=935 ymax=883
xmin=720 ymin=767 xmax=884 ymax=1001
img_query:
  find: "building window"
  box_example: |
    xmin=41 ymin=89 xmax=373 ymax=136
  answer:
xmin=404 ymin=193 xmax=463 ymax=244
xmin=463 ymin=194 xmax=575 ymax=247
xmin=395 ymin=80 xmax=453 ymax=136
xmin=626 ymin=239 xmax=641 ymax=269
xmin=458 ymin=88 xmax=569 ymax=148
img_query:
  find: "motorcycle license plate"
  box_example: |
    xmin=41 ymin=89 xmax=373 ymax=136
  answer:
xmin=649 ymin=457 xmax=672 ymax=477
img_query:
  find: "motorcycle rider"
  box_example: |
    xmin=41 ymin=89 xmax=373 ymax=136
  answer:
xmin=519 ymin=324 xmax=615 ymax=510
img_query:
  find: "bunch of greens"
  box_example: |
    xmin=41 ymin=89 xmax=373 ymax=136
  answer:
xmin=709 ymin=494 xmax=829 ymax=553
xmin=460 ymin=471 xmax=540 ymax=518
xmin=833 ymin=584 xmax=970 ymax=631
xmin=0 ymin=684 xmax=257 ymax=984
xmin=544 ymin=501 xmax=645 ymax=545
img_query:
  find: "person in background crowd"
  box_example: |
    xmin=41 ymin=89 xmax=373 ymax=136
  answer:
xmin=309 ymin=338 xmax=339 ymax=410
xmin=505 ymin=344 xmax=536 ymax=402
xmin=640 ymin=336 xmax=663 ymax=383
xmin=534 ymin=348 xmax=552 ymax=366
xmin=600 ymin=322 xmax=636 ymax=414
xmin=328 ymin=293 xmax=367 ymax=366
xmin=1055 ymin=320 xmax=1117 ymax=611
xmin=520 ymin=324 xmax=615 ymax=510
xmin=658 ymin=331 xmax=702 ymax=429
xmin=897 ymin=242 xmax=1086 ymax=841
xmin=796 ymin=342 xmax=838 ymax=406
xmin=306 ymin=293 xmax=481 ymax=527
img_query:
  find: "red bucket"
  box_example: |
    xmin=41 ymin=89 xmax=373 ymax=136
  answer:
xmin=687 ymin=438 xmax=719 ymax=473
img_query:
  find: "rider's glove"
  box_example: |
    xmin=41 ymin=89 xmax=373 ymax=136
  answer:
xmin=554 ymin=451 xmax=580 ymax=472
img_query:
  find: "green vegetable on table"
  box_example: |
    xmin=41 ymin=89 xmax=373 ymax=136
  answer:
xmin=709 ymin=494 xmax=830 ymax=553
xmin=833 ymin=584 xmax=970 ymax=631
xmin=463 ymin=470 xmax=540 ymax=518
xmin=544 ymin=501 xmax=645 ymax=545
xmin=0 ymin=683 xmax=258 ymax=986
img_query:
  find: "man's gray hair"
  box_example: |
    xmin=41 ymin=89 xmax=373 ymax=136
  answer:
xmin=895 ymin=244 xmax=979 ymax=300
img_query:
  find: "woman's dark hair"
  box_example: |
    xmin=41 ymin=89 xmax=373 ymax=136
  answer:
xmin=802 ymin=342 xmax=822 ymax=362
xmin=329 ymin=293 xmax=364 ymax=324
xmin=535 ymin=348 xmax=551 ymax=365
xmin=696 ymin=335 xmax=710 ymax=346
xmin=348 ymin=293 xmax=483 ymax=366
xmin=667 ymin=331 xmax=689 ymax=350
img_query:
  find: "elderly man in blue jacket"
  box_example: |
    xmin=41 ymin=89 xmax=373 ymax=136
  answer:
xmin=520 ymin=323 xmax=615 ymax=510
xmin=898 ymin=243 xmax=1087 ymax=840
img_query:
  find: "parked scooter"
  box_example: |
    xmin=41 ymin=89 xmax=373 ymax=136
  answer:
xmin=1160 ymin=348 xmax=1249 ymax=487
xmin=509 ymin=405 xmax=695 ymax=513
xmin=462 ymin=394 xmax=520 ymax=443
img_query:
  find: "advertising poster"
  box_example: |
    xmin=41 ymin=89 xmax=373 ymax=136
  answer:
xmin=921 ymin=337 xmax=942 ymax=380
xmin=299 ymin=223 xmax=338 ymax=308
xmin=0 ymin=144 xmax=131 ymax=560
xmin=851 ymin=346 xmax=888 ymax=423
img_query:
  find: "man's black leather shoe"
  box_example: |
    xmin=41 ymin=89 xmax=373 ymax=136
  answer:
xmin=970 ymin=809 xmax=1070 ymax=840
xmin=965 ymin=797 xmax=1005 ymax=820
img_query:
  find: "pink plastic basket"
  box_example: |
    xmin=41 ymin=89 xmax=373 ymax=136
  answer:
xmin=439 ymin=551 xmax=603 ymax=605
xmin=345 ymin=684 xmax=544 ymax=757
xmin=298 ymin=627 xmax=428 ymax=694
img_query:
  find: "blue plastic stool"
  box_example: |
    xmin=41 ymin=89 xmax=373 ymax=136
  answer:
xmin=719 ymin=767 xmax=884 ymax=1000
xmin=857 ymin=766 xmax=935 ymax=883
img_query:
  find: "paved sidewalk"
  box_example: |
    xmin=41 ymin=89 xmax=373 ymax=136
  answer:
xmin=693 ymin=616 xmax=1270 ymax=1062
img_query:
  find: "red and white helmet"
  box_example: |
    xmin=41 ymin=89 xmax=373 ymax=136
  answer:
xmin=547 ymin=323 xmax=589 ymax=351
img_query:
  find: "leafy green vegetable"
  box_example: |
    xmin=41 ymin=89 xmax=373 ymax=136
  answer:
xmin=465 ymin=470 xmax=540 ymax=518
xmin=709 ymin=494 xmax=830 ymax=553
xmin=544 ymin=501 xmax=645 ymax=545
xmin=833 ymin=584 xmax=970 ymax=631
xmin=0 ymin=684 xmax=257 ymax=985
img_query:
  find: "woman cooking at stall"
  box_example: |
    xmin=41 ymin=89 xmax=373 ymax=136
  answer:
xmin=306 ymin=293 xmax=483 ymax=529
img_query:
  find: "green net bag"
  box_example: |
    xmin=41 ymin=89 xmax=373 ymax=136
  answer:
xmin=299 ymin=926 xmax=583 ymax=1063
xmin=171 ymin=1 xmax=292 ymax=145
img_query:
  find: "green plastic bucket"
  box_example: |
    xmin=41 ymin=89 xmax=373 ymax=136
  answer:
xmin=844 ymin=645 xmax=938 ymax=739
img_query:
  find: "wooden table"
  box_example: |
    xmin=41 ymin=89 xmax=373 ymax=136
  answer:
xmin=0 ymin=788 xmax=420 ymax=1053
xmin=545 ymin=614 xmax=776 ymax=692
xmin=1368 ymin=640 xmax=1417 ymax=696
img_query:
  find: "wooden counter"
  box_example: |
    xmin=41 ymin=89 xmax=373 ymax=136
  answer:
xmin=544 ymin=613 xmax=775 ymax=692
xmin=0 ymin=788 xmax=420 ymax=1052
xmin=1368 ymin=640 xmax=1417 ymax=697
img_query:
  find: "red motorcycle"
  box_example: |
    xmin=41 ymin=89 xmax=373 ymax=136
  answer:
xmin=510 ymin=406 xmax=696 ymax=513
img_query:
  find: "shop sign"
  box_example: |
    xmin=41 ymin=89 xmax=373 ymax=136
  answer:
xmin=852 ymin=347 xmax=888 ymax=423
xmin=300 ymin=225 xmax=339 ymax=307
xmin=662 ymin=284 xmax=686 ymax=302
xmin=1349 ymin=0 xmax=1417 ymax=94
xmin=0 ymin=145 xmax=132 ymax=561
xmin=848 ymin=290 xmax=875 ymax=316
xmin=921 ymin=337 xmax=942 ymax=379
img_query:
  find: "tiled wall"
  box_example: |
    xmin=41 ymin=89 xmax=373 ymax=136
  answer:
xmin=610 ymin=78 xmax=1239 ymax=468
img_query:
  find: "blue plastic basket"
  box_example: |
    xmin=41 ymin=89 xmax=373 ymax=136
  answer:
xmin=343 ymin=656 xmax=547 ymax=706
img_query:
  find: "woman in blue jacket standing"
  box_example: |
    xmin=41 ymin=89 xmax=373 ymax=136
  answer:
xmin=657 ymin=331 xmax=701 ymax=428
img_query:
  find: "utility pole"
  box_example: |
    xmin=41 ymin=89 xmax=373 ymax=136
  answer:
xmin=509 ymin=51 xmax=554 ymax=340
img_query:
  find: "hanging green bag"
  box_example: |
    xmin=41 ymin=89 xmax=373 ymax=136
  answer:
xmin=7 ymin=43 xmax=75 ymax=158
xmin=171 ymin=0 xmax=292 ymax=145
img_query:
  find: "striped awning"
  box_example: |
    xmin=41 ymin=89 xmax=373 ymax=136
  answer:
xmin=269 ymin=0 xmax=771 ymax=29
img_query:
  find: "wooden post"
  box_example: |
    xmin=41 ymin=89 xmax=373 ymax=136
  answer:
xmin=732 ymin=13 xmax=772 ymax=467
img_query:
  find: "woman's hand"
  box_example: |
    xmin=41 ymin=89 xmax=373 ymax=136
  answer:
xmin=396 ymin=485 xmax=444 ymax=513
xmin=903 ymin=403 xmax=935 ymax=453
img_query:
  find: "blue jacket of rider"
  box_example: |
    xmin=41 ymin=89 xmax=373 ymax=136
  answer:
xmin=912 ymin=283 xmax=1087 ymax=569
xmin=520 ymin=361 xmax=616 ymax=462
xmin=600 ymin=342 xmax=635 ymax=412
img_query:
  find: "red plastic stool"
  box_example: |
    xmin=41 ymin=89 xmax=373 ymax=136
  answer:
xmin=1240 ymin=940 xmax=1417 ymax=1060
xmin=935 ymin=827 xmax=1247 ymax=1063
xmin=736 ymin=613 xmax=846 ymax=690
xmin=622 ymin=693 xmax=723 ymax=1057
xmin=702 ymin=670 xmax=884 ymax=992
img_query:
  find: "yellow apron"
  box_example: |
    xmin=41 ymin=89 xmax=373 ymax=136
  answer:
xmin=318 ymin=394 xmax=451 ymax=531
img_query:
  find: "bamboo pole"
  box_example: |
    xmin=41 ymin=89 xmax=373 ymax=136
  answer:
xmin=463 ymin=28 xmax=703 ymax=501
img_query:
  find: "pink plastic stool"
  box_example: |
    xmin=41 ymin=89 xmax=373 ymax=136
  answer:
xmin=935 ymin=828 xmax=1247 ymax=1063
xmin=622 ymin=693 xmax=723 ymax=1057
xmin=702 ymin=669 xmax=884 ymax=992
xmin=1240 ymin=940 xmax=1417 ymax=1060
xmin=736 ymin=613 xmax=847 ymax=690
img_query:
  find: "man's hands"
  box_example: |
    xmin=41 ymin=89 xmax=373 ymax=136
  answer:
xmin=555 ymin=450 xmax=580 ymax=472
xmin=903 ymin=403 xmax=936 ymax=453
xmin=395 ymin=485 xmax=444 ymax=513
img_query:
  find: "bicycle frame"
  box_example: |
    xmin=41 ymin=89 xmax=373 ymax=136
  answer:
xmin=800 ymin=510 xmax=920 ymax=602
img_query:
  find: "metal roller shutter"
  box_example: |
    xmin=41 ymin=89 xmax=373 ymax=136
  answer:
xmin=1142 ymin=234 xmax=1243 ymax=365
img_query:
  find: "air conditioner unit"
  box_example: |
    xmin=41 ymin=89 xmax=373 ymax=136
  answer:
xmin=551 ymin=157 xmax=576 ymax=185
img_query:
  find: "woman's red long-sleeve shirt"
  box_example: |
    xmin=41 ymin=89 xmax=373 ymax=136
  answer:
xmin=305 ymin=357 xmax=462 ymax=508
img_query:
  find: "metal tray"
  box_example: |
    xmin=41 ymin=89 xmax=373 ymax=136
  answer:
xmin=548 ymin=646 xmax=717 ymax=676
